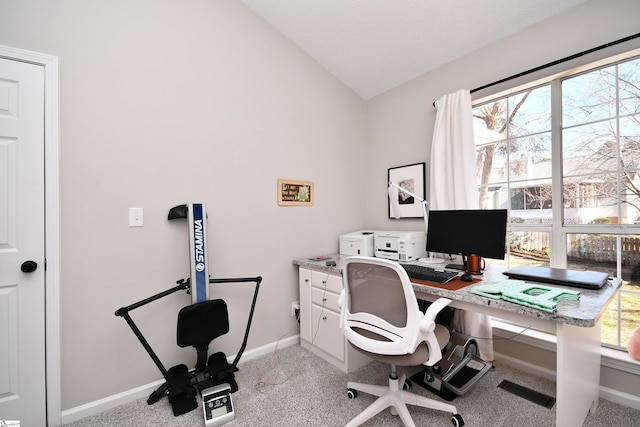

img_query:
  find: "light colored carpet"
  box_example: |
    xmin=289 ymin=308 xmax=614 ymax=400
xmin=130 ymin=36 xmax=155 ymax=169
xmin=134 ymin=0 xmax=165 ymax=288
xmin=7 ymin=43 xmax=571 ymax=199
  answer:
xmin=64 ymin=344 xmax=640 ymax=426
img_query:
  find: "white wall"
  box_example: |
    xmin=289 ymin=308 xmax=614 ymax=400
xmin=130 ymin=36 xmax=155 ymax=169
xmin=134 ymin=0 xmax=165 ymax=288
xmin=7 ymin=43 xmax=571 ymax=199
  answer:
xmin=0 ymin=0 xmax=368 ymax=410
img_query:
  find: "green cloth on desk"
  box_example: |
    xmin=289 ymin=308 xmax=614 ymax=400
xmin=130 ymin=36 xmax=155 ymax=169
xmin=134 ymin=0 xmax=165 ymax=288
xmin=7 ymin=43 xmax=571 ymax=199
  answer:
xmin=472 ymin=280 xmax=580 ymax=313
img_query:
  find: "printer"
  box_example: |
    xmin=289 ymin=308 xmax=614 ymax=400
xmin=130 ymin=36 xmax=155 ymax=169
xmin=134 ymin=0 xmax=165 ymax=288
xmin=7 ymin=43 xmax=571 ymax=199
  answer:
xmin=374 ymin=231 xmax=427 ymax=262
xmin=339 ymin=231 xmax=375 ymax=256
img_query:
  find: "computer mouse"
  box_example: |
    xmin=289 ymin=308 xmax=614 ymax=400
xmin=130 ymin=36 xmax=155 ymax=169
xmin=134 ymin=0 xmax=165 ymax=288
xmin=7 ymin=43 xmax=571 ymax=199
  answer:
xmin=461 ymin=273 xmax=473 ymax=282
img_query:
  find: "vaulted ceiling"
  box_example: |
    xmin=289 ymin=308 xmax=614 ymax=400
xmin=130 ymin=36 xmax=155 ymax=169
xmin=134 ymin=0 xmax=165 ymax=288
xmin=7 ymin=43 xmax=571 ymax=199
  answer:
xmin=240 ymin=0 xmax=589 ymax=99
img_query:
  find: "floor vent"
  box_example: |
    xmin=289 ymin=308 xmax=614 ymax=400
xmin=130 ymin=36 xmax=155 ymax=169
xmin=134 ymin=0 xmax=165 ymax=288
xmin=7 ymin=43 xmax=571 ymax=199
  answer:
xmin=497 ymin=379 xmax=556 ymax=409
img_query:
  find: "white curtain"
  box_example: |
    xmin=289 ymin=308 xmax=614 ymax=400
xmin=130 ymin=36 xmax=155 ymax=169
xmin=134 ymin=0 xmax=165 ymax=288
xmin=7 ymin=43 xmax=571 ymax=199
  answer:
xmin=430 ymin=89 xmax=494 ymax=361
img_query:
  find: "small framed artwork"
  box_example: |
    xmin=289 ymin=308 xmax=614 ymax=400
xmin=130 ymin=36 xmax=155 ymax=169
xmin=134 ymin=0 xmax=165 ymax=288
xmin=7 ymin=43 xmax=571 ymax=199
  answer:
xmin=388 ymin=162 xmax=426 ymax=218
xmin=277 ymin=179 xmax=314 ymax=206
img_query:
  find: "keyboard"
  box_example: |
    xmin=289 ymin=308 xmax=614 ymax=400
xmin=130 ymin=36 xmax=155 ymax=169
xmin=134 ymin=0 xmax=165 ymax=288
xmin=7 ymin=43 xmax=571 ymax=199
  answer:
xmin=400 ymin=263 xmax=458 ymax=284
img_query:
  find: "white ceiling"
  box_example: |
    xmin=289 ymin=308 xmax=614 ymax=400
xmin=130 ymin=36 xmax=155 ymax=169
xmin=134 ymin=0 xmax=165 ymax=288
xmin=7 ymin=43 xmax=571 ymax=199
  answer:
xmin=239 ymin=0 xmax=589 ymax=99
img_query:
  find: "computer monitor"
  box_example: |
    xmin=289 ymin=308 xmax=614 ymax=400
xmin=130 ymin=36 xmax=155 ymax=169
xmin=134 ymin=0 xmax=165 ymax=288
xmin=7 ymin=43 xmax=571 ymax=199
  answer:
xmin=426 ymin=209 xmax=508 ymax=262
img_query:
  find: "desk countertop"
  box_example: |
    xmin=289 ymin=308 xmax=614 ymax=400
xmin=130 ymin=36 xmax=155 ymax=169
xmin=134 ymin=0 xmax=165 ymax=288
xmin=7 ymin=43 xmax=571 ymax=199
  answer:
xmin=293 ymin=254 xmax=350 ymax=275
xmin=293 ymin=255 xmax=621 ymax=328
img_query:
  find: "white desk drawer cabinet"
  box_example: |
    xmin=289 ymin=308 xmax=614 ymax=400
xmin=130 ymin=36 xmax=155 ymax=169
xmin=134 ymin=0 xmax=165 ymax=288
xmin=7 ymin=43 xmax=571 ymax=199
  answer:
xmin=311 ymin=287 xmax=340 ymax=312
xmin=298 ymin=268 xmax=312 ymax=343
xmin=310 ymin=304 xmax=343 ymax=361
xmin=312 ymin=270 xmax=342 ymax=293
xmin=298 ymin=267 xmax=372 ymax=373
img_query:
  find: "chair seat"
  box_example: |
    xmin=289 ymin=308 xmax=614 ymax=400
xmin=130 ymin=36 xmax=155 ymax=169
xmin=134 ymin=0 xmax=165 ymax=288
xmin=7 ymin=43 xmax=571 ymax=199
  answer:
xmin=349 ymin=324 xmax=450 ymax=366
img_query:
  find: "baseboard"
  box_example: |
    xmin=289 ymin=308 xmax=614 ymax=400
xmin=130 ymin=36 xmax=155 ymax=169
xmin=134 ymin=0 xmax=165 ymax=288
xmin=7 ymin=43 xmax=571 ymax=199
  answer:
xmin=494 ymin=340 xmax=640 ymax=411
xmin=60 ymin=378 xmax=167 ymax=425
xmin=60 ymin=335 xmax=300 ymax=425
xmin=599 ymin=385 xmax=640 ymax=411
xmin=493 ymin=351 xmax=557 ymax=382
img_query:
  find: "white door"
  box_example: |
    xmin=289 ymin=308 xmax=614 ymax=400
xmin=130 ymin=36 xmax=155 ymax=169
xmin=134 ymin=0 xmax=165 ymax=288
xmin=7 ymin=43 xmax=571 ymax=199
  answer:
xmin=0 ymin=57 xmax=46 ymax=425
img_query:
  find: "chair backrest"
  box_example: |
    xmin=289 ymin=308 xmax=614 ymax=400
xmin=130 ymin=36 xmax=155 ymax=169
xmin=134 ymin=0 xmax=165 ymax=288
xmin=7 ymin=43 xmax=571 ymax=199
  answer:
xmin=340 ymin=256 xmax=425 ymax=356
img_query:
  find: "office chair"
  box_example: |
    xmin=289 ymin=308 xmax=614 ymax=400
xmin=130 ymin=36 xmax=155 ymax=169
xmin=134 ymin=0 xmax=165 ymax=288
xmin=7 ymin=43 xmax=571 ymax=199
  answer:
xmin=339 ymin=256 xmax=464 ymax=427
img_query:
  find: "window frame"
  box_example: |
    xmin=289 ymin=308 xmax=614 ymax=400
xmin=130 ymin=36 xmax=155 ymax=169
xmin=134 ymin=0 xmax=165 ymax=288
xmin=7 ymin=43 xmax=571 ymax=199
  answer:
xmin=472 ymin=48 xmax=640 ymax=350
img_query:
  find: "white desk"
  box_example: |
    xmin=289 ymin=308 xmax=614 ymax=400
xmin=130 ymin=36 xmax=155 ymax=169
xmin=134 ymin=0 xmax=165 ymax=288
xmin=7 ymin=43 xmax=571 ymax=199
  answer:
xmin=293 ymin=256 xmax=621 ymax=427
xmin=410 ymin=264 xmax=620 ymax=427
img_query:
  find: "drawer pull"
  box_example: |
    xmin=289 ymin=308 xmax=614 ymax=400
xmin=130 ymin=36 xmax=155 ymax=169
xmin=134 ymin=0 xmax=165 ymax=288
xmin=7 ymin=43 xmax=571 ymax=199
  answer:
xmin=322 ymin=316 xmax=327 ymax=320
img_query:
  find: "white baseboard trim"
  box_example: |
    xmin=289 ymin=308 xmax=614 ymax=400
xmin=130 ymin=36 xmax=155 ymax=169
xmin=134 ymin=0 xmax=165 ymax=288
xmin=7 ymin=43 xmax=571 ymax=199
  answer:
xmin=496 ymin=351 xmax=640 ymax=410
xmin=493 ymin=351 xmax=557 ymax=382
xmin=599 ymin=385 xmax=640 ymax=411
xmin=61 ymin=378 xmax=166 ymax=425
xmin=60 ymin=335 xmax=300 ymax=425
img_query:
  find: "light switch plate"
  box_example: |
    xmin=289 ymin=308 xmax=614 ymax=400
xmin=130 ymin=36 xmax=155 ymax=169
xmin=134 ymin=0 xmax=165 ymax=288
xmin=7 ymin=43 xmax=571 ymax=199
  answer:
xmin=129 ymin=207 xmax=144 ymax=227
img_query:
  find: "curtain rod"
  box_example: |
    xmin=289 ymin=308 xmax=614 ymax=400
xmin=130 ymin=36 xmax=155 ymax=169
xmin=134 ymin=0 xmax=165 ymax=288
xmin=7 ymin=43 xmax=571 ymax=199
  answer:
xmin=432 ymin=32 xmax=640 ymax=108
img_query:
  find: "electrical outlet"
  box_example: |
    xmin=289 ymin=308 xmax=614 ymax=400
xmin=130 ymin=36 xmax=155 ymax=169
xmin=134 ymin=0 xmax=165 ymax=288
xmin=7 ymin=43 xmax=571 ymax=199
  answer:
xmin=291 ymin=301 xmax=300 ymax=317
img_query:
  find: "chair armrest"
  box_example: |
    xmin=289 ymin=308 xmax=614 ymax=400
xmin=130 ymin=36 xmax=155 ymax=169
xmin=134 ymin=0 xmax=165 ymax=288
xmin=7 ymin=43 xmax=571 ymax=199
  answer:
xmin=419 ymin=298 xmax=451 ymax=366
xmin=419 ymin=298 xmax=451 ymax=333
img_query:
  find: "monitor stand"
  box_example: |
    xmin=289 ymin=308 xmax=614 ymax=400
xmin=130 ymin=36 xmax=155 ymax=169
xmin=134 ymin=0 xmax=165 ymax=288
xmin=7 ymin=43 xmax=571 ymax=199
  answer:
xmin=418 ymin=253 xmax=444 ymax=264
xmin=445 ymin=255 xmax=467 ymax=271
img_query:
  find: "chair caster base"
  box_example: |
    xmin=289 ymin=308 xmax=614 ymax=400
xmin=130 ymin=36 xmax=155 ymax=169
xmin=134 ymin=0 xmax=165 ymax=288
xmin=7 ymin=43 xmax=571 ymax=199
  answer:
xmin=451 ymin=413 xmax=465 ymax=426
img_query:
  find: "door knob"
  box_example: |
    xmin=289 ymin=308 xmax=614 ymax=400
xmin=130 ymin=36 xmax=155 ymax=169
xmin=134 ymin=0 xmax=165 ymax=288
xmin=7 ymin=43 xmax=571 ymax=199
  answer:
xmin=21 ymin=260 xmax=38 ymax=273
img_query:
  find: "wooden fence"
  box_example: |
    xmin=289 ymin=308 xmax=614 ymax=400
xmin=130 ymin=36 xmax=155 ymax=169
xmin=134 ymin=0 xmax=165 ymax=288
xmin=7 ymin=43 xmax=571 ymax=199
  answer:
xmin=509 ymin=232 xmax=550 ymax=257
xmin=510 ymin=232 xmax=640 ymax=266
xmin=566 ymin=234 xmax=640 ymax=265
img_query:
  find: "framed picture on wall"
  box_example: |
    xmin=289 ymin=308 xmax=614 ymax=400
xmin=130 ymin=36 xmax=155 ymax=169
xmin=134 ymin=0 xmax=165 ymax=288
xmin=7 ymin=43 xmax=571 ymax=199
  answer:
xmin=277 ymin=179 xmax=314 ymax=206
xmin=388 ymin=162 xmax=426 ymax=218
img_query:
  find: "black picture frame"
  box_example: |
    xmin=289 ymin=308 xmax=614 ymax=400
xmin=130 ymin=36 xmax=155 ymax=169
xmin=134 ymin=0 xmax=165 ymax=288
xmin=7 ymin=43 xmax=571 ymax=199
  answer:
xmin=388 ymin=162 xmax=426 ymax=218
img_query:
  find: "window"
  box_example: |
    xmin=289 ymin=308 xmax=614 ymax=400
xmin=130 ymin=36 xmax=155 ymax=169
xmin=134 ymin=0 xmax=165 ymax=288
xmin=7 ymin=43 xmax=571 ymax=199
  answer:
xmin=472 ymin=53 xmax=640 ymax=349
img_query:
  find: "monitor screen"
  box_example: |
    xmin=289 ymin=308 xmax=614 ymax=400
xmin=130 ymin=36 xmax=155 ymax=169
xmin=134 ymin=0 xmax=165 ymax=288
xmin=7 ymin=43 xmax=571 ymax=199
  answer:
xmin=426 ymin=209 xmax=508 ymax=260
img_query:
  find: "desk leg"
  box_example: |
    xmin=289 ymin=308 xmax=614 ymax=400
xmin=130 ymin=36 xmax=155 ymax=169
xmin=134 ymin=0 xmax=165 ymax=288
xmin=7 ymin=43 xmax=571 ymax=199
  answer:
xmin=556 ymin=320 xmax=601 ymax=427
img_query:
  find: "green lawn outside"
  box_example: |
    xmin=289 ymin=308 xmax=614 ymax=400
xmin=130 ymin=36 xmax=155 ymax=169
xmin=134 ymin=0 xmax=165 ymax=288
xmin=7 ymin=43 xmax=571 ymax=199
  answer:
xmin=601 ymin=282 xmax=640 ymax=348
